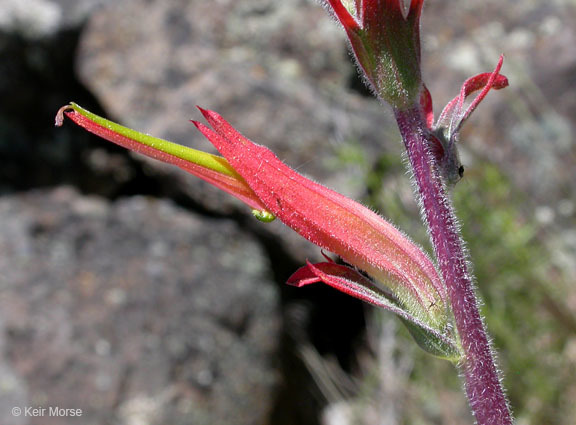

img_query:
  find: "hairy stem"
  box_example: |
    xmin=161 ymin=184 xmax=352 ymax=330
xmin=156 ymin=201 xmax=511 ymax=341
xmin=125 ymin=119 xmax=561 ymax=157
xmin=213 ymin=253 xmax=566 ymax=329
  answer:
xmin=394 ymin=106 xmax=512 ymax=425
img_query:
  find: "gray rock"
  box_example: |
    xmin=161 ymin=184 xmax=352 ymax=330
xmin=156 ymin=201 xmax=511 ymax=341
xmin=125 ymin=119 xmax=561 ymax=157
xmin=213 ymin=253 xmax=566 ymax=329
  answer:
xmin=0 ymin=0 xmax=123 ymax=196
xmin=0 ymin=187 xmax=280 ymax=425
xmin=0 ymin=0 xmax=113 ymax=38
xmin=0 ymin=0 xmax=63 ymax=39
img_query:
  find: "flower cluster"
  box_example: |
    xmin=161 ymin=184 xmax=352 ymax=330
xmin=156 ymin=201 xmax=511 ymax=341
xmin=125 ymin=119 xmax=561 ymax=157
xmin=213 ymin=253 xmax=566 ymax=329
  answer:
xmin=56 ymin=102 xmax=457 ymax=358
xmin=56 ymin=0 xmax=508 ymax=366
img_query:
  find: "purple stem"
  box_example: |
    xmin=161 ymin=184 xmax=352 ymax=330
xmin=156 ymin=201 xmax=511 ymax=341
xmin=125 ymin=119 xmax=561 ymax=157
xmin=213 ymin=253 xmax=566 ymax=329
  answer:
xmin=394 ymin=106 xmax=512 ymax=425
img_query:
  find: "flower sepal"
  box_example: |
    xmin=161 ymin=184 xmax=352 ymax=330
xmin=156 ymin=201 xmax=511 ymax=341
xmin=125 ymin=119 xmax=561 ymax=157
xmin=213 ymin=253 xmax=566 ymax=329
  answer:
xmin=288 ymin=259 xmax=461 ymax=361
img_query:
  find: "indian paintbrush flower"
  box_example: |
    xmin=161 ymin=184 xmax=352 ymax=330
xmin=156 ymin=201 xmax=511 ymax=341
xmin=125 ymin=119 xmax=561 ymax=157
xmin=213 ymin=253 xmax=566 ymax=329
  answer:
xmin=56 ymin=0 xmax=513 ymax=422
xmin=54 ymin=21 xmax=507 ymax=367
xmin=56 ymin=103 xmax=458 ymax=360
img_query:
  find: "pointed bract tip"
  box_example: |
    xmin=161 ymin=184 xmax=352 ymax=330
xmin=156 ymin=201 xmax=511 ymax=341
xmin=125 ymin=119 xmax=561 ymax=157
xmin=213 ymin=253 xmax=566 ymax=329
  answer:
xmin=190 ymin=120 xmax=214 ymax=139
xmin=286 ymin=260 xmax=323 ymax=287
xmin=196 ymin=105 xmax=220 ymax=122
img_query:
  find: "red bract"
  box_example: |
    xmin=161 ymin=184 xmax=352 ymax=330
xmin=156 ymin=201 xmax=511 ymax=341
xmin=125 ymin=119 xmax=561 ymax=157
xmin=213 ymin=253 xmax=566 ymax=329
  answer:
xmin=193 ymin=107 xmax=456 ymax=357
xmin=193 ymin=108 xmax=446 ymax=318
xmin=421 ymin=56 xmax=509 ymax=186
xmin=434 ymin=56 xmax=509 ymax=138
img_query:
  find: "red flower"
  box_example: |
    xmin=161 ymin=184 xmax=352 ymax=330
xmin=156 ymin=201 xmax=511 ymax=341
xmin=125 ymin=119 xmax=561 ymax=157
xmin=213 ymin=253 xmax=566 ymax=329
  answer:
xmin=56 ymin=103 xmax=458 ymax=358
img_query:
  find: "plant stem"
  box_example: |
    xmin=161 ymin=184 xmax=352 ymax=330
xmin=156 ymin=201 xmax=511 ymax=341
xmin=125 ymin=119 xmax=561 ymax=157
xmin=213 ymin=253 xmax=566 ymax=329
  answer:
xmin=394 ymin=106 xmax=513 ymax=425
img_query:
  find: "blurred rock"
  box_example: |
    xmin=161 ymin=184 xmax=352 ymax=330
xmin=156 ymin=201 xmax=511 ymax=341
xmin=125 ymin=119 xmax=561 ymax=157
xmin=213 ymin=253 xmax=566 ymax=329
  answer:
xmin=0 ymin=0 xmax=119 ymax=195
xmin=0 ymin=0 xmax=113 ymax=38
xmin=0 ymin=187 xmax=280 ymax=425
xmin=0 ymin=318 xmax=27 ymax=425
xmin=0 ymin=0 xmax=62 ymax=39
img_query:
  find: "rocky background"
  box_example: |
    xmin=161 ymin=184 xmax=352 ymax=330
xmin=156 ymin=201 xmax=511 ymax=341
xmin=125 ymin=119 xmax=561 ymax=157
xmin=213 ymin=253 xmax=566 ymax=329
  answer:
xmin=1 ymin=0 xmax=575 ymax=424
